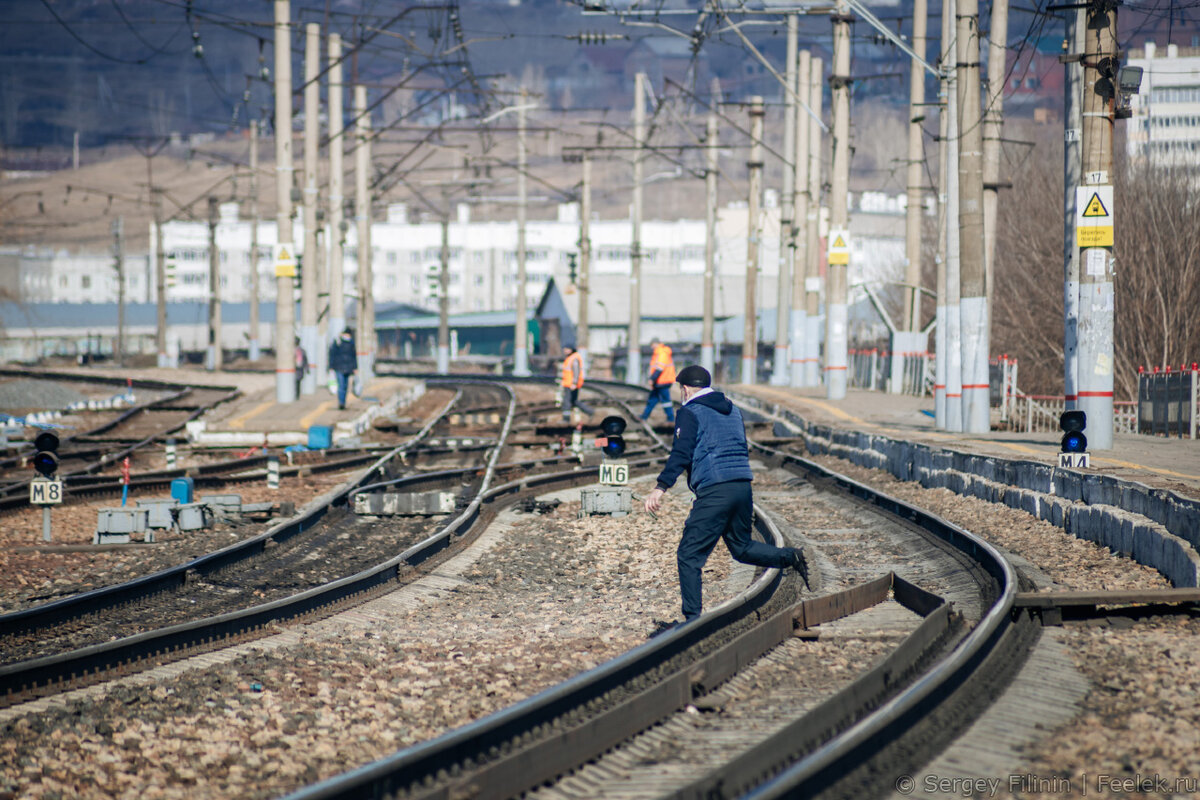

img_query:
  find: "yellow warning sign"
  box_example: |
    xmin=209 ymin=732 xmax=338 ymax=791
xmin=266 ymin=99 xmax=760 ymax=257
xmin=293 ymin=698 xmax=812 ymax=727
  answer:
xmin=1075 ymin=185 xmax=1113 ymax=249
xmin=1078 ymin=227 xmax=1113 ymax=248
xmin=827 ymin=228 xmax=850 ymax=266
xmin=1082 ymin=193 xmax=1109 ymax=218
xmin=274 ymin=243 xmax=297 ymax=278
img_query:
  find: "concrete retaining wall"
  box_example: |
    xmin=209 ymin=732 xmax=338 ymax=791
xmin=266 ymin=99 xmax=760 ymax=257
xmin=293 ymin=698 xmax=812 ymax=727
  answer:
xmin=741 ymin=395 xmax=1200 ymax=588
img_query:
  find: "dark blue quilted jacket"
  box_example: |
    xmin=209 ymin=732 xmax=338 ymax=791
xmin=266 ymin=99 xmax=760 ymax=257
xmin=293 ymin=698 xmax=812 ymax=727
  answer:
xmin=655 ymin=391 xmax=753 ymax=493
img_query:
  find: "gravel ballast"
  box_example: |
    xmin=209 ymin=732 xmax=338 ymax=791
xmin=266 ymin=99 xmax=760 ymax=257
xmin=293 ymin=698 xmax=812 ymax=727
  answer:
xmin=0 ymin=482 xmax=738 ymax=799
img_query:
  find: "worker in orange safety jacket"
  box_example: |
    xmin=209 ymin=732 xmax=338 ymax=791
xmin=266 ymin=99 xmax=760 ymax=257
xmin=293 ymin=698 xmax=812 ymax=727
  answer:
xmin=641 ymin=338 xmax=677 ymax=422
xmin=560 ymin=345 xmax=595 ymax=422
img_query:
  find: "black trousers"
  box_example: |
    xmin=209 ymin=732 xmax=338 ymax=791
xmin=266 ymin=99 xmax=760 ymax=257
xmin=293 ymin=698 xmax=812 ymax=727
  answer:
xmin=561 ymin=387 xmax=594 ymax=419
xmin=676 ymin=480 xmax=791 ymax=620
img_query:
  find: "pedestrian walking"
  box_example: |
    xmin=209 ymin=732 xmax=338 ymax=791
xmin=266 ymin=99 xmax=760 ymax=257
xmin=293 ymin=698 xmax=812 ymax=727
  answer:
xmin=328 ymin=327 xmax=358 ymax=410
xmin=643 ymin=365 xmax=809 ymax=622
xmin=294 ymin=338 xmax=308 ymax=398
xmin=560 ymin=345 xmax=595 ymax=422
xmin=641 ymin=338 xmax=676 ymax=422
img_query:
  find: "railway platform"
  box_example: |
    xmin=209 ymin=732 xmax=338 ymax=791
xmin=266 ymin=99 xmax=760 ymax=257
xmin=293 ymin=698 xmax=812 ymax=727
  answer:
xmin=737 ymin=384 xmax=1200 ymax=500
xmin=191 ymin=372 xmax=424 ymax=447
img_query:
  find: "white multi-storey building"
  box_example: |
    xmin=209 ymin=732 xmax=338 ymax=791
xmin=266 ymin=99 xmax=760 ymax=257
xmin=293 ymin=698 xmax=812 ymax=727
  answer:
xmin=1126 ymin=43 xmax=1200 ymax=169
xmin=154 ymin=196 xmax=909 ymax=311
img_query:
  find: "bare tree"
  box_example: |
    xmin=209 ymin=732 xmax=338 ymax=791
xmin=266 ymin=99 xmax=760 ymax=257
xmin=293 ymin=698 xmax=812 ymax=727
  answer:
xmin=992 ymin=134 xmax=1200 ymax=399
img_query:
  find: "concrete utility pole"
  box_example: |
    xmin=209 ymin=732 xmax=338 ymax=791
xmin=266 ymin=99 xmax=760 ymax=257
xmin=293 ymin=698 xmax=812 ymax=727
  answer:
xmin=743 ymin=95 xmax=765 ymax=385
xmin=627 ymin=73 xmax=647 ymax=386
xmin=150 ymin=168 xmax=168 ymax=368
xmin=958 ymin=0 xmax=989 ymax=433
xmin=327 ymin=33 xmax=346 ymax=353
xmin=982 ymin=0 xmax=1009 ymax=322
xmin=300 ymin=22 xmax=320 ymax=394
xmin=771 ymin=15 xmax=799 ymax=386
xmin=804 ymin=56 xmax=824 ymax=388
xmin=513 ymin=87 xmax=532 ymax=377
xmin=1063 ymin=11 xmax=1084 ymax=410
xmin=826 ymin=5 xmax=852 ymax=401
xmin=206 ymin=196 xmax=223 ymax=371
xmin=701 ymin=78 xmax=720 ymax=376
xmin=274 ymin=0 xmax=297 ymax=402
xmin=934 ymin=0 xmax=951 ymax=427
xmin=248 ymin=119 xmax=262 ymax=362
xmin=112 ymin=216 xmax=124 ymax=366
xmin=789 ymin=50 xmax=811 ymax=388
xmin=578 ymin=153 xmax=592 ymax=367
xmin=1077 ymin=0 xmax=1117 ymax=449
xmin=943 ymin=0 xmax=964 ymax=431
xmin=437 ymin=216 xmax=451 ymax=375
xmin=903 ymin=0 xmax=928 ymax=332
xmin=354 ymin=83 xmax=374 ymax=382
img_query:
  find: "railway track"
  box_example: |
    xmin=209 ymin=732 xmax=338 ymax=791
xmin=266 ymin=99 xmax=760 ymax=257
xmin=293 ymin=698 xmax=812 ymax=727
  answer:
xmin=0 ymin=378 xmax=662 ymax=710
xmin=271 ymin=381 xmax=1027 ymax=800
xmin=2 ymin=372 xmax=1038 ymax=799
xmin=0 ymin=372 xmax=240 ymax=507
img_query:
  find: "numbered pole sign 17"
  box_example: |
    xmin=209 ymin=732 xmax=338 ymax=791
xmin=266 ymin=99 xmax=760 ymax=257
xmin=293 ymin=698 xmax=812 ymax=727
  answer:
xmin=30 ymin=478 xmax=64 ymax=505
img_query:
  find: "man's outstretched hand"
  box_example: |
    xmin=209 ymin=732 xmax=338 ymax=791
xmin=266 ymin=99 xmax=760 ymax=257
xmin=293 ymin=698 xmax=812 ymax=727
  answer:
xmin=644 ymin=487 xmax=665 ymax=514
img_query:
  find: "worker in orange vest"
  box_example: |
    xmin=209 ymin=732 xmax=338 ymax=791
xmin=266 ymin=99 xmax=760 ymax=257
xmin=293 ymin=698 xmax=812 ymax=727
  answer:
xmin=641 ymin=338 xmax=677 ymax=422
xmin=560 ymin=345 xmax=594 ymax=422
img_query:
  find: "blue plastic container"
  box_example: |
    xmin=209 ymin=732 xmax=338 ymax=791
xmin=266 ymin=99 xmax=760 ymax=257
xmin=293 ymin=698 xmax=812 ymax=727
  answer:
xmin=308 ymin=425 xmax=332 ymax=450
xmin=170 ymin=477 xmax=194 ymax=505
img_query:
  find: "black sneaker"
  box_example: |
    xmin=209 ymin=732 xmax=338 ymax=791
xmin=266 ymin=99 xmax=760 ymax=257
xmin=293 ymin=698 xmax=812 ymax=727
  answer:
xmin=648 ymin=618 xmax=682 ymax=639
xmin=788 ymin=547 xmax=811 ymax=590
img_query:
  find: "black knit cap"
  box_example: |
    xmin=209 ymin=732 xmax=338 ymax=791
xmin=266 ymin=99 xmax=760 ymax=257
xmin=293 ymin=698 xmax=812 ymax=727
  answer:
xmin=676 ymin=365 xmax=711 ymax=388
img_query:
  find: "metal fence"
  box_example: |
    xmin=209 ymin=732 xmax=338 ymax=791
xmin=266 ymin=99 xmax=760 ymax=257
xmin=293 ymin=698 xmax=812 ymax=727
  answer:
xmin=848 ymin=348 xmax=931 ymax=396
xmin=993 ymin=355 xmax=1137 ymax=435
xmin=1138 ymin=366 xmax=1198 ymax=439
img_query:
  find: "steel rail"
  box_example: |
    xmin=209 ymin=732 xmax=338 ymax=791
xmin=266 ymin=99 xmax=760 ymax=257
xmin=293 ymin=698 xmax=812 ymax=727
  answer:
xmin=0 ymin=384 xmax=682 ymax=707
xmin=729 ymin=397 xmax=1021 ymax=799
xmin=283 ymin=474 xmax=787 ymax=800
xmin=280 ymin=372 xmax=1019 ymax=800
xmin=0 ymin=389 xmax=463 ymax=641
xmin=0 ymin=381 xmax=241 ymax=505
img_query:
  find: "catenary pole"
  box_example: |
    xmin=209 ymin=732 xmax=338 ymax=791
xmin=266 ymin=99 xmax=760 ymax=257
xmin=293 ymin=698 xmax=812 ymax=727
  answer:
xmin=273 ymin=0 xmax=297 ymax=402
xmin=934 ymin=0 xmax=951 ymax=427
xmin=112 ymin=216 xmax=124 ymax=366
xmin=151 ymin=162 xmax=168 ymax=368
xmin=826 ymin=4 xmax=852 ymax=400
xmin=248 ymin=119 xmax=261 ymax=362
xmin=789 ymin=50 xmax=811 ymax=387
xmin=944 ymin=0 xmax=964 ymax=431
xmin=206 ymin=197 xmax=223 ymax=371
xmin=627 ymin=73 xmax=646 ymax=386
xmin=701 ymin=78 xmax=719 ymax=376
xmin=1077 ymin=0 xmax=1116 ymax=449
xmin=982 ymin=0 xmax=1009 ymax=325
xmin=437 ymin=216 xmax=450 ymax=374
xmin=771 ymin=15 xmax=798 ymax=385
xmin=958 ymin=0 xmax=989 ymax=433
xmin=578 ymin=153 xmax=592 ymax=367
xmin=1063 ymin=10 xmax=1083 ymax=409
xmin=300 ymin=22 xmax=320 ymax=394
xmin=903 ymin=0 xmax=928 ymax=332
xmin=513 ymin=87 xmax=532 ymax=377
xmin=743 ymin=95 xmax=765 ymax=385
xmin=354 ymin=83 xmax=374 ymax=382
xmin=327 ymin=34 xmax=346 ymax=354
xmin=803 ymin=56 xmax=824 ymax=388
